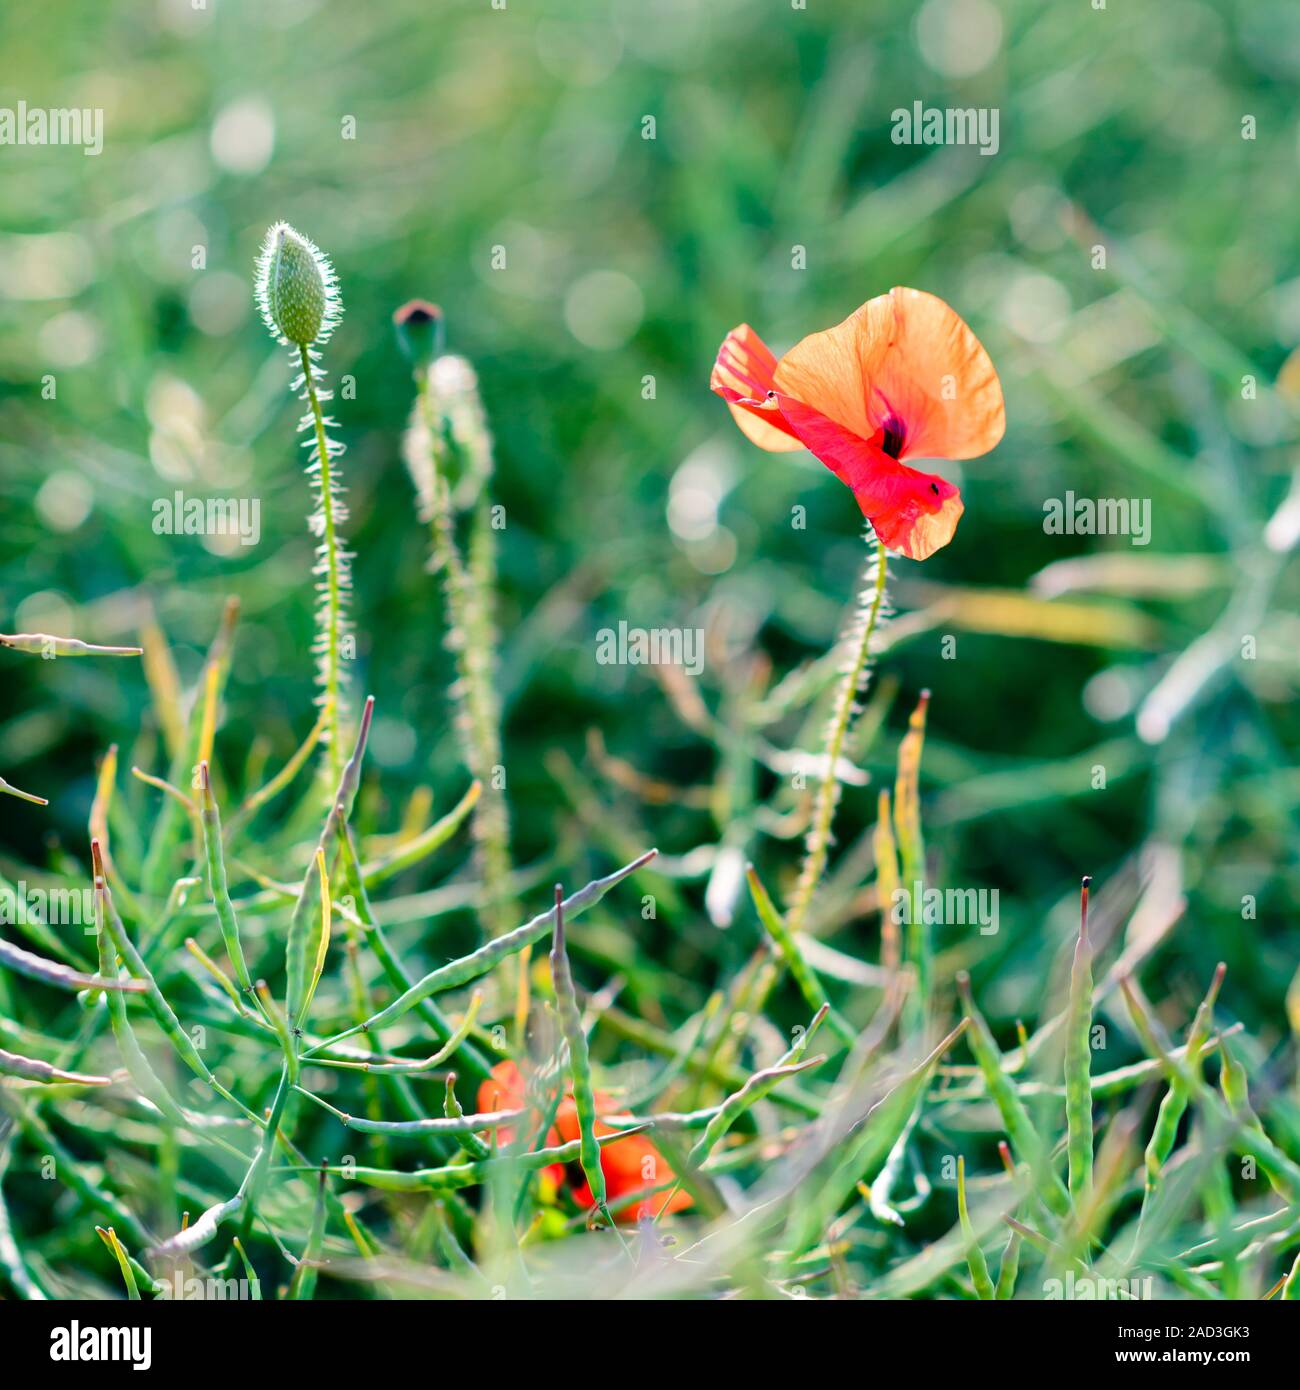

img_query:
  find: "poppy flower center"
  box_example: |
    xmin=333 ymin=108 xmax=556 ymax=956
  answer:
xmin=881 ymin=415 xmax=905 ymax=459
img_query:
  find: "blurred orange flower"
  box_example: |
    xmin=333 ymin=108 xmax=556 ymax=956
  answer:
xmin=711 ymin=287 xmax=1005 ymax=560
xmin=477 ymin=1060 xmax=692 ymax=1223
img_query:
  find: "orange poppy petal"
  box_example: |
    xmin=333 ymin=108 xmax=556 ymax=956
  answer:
xmin=478 ymin=1060 xmax=569 ymax=1152
xmin=711 ymin=323 xmax=804 ymax=453
xmin=773 ymin=287 xmax=1005 ymax=462
xmin=569 ymin=1131 xmax=692 ymax=1222
xmin=478 ymin=1060 xmax=526 ymax=1113
xmin=779 ymin=396 xmax=964 ymax=561
xmin=554 ymin=1097 xmax=586 ymax=1143
xmin=484 ymin=1066 xmax=694 ymax=1221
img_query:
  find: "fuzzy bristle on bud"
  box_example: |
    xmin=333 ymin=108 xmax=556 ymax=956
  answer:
xmin=255 ymin=222 xmax=342 ymax=348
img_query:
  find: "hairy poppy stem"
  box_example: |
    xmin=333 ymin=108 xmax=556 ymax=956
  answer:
xmin=301 ymin=344 xmax=346 ymax=790
xmin=407 ymin=363 xmax=515 ymax=941
xmin=787 ymin=536 xmax=889 ymax=934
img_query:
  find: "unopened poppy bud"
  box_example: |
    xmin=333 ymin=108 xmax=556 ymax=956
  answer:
xmin=393 ymin=299 xmax=445 ymax=371
xmin=255 ymin=221 xmax=341 ymax=348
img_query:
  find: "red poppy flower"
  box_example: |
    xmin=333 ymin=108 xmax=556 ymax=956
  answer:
xmin=711 ymin=287 xmax=1005 ymax=560
xmin=477 ymin=1060 xmax=691 ymax=1223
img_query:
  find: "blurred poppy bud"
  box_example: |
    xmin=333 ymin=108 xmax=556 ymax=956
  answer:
xmin=394 ymin=300 xmax=445 ymax=372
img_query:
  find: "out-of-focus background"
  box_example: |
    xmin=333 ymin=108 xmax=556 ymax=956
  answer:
xmin=1 ymin=0 xmax=1297 ymax=1046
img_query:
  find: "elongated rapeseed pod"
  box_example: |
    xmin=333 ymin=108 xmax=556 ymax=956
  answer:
xmin=957 ymin=972 xmax=1071 ymax=1219
xmin=1064 ymin=876 xmax=1095 ymax=1205
xmin=550 ymin=883 xmax=609 ymax=1224
xmin=957 ymin=1156 xmax=995 ymax=1300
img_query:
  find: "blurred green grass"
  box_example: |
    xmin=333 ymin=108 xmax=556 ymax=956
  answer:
xmin=1 ymin=0 xmax=1297 ymax=1051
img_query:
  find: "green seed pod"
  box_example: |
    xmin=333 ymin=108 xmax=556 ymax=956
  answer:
xmin=308 ymin=848 xmax=657 ymax=1051
xmin=1064 ymin=876 xmax=1095 ymax=1206
xmin=198 ymin=760 xmax=253 ymax=995
xmin=550 ymin=883 xmax=608 ymax=1221
xmin=957 ymin=972 xmax=1071 ymax=1219
xmin=445 ymin=1073 xmax=491 ymax=1160
xmin=957 ymin=1156 xmax=995 ymax=1300
xmin=255 ymin=221 xmax=341 ymax=347
xmin=995 ymin=1226 xmax=1022 ymax=1300
xmin=1218 ymin=1039 xmax=1252 ymax=1115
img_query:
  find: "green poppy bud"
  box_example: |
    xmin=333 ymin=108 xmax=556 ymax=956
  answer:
xmin=255 ymin=222 xmax=341 ymax=348
xmin=393 ymin=299 xmax=445 ymax=372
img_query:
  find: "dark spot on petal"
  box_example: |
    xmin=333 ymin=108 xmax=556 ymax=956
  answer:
xmin=881 ymin=415 xmax=905 ymax=459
